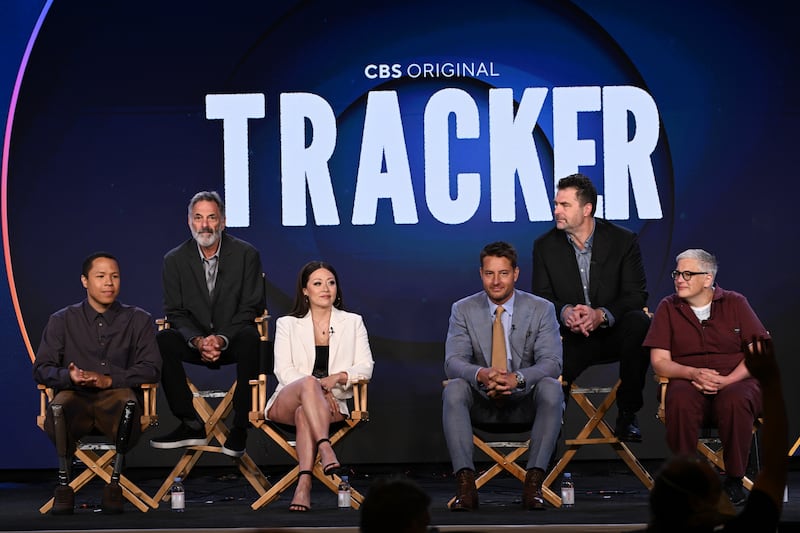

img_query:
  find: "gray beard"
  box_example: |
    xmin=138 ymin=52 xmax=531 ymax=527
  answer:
xmin=192 ymin=230 xmax=220 ymax=248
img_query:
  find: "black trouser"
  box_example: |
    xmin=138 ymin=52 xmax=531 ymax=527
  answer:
xmin=560 ymin=309 xmax=651 ymax=413
xmin=157 ymin=327 xmax=260 ymax=429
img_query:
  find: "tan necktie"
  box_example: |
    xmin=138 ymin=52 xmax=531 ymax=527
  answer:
xmin=491 ymin=305 xmax=507 ymax=371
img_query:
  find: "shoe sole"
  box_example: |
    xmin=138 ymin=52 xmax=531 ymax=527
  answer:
xmin=150 ymin=438 xmax=207 ymax=449
xmin=221 ymin=445 xmax=245 ymax=458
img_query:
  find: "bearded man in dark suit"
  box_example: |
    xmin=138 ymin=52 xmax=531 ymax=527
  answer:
xmin=150 ymin=191 xmax=264 ymax=457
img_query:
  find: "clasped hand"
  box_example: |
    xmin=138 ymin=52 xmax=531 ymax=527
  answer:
xmin=68 ymin=362 xmax=112 ymax=389
xmin=196 ymin=335 xmax=224 ymax=363
xmin=691 ymin=367 xmax=723 ymax=394
xmin=564 ymin=304 xmax=602 ymax=336
xmin=479 ymin=367 xmax=515 ymax=398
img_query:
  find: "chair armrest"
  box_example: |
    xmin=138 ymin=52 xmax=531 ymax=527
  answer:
xmin=255 ymin=312 xmax=271 ymax=341
xmin=37 ymin=383 xmax=158 ymax=429
xmin=140 ymin=383 xmax=159 ymax=427
xmin=350 ymin=379 xmax=370 ymax=422
xmin=249 ymin=373 xmax=269 ymax=424
xmin=654 ymin=374 xmax=669 ymax=423
xmin=36 ymin=384 xmax=52 ymax=430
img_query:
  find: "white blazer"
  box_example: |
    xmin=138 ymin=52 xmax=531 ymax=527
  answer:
xmin=266 ymin=307 xmax=374 ymax=418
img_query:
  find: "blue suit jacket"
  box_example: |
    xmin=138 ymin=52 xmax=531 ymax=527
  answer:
xmin=444 ymin=289 xmax=562 ymax=393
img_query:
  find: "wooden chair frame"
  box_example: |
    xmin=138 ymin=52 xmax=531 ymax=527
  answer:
xmin=36 ymin=383 xmax=159 ymax=513
xmin=248 ymin=373 xmax=370 ymax=510
xmin=152 ymin=316 xmax=272 ymax=505
xmin=543 ymin=379 xmax=654 ymax=506
xmin=445 ymin=426 xmax=562 ymax=509
xmin=656 ymin=375 xmax=758 ymax=490
xmin=790 ymin=436 xmax=800 ymax=457
xmin=440 ymin=379 xmax=561 ymax=508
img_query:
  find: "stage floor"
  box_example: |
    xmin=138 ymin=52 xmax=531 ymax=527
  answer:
xmin=2 ymin=461 xmax=799 ymax=532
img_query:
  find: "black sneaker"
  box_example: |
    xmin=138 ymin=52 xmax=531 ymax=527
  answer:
xmin=222 ymin=427 xmax=247 ymax=458
xmin=150 ymin=423 xmax=207 ymax=449
xmin=723 ymin=476 xmax=747 ymax=506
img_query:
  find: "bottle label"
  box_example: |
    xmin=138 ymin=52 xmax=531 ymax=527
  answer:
xmin=337 ymin=490 xmax=350 ymax=508
xmin=561 ymin=487 xmax=574 ymax=506
xmin=171 ymin=492 xmax=185 ymax=510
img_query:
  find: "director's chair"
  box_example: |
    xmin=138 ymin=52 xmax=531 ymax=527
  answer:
xmin=248 ymin=372 xmax=370 ymax=510
xmin=151 ymin=315 xmax=272 ymax=505
xmin=542 ymin=374 xmax=654 ymax=506
xmin=445 ymin=423 xmax=562 ymax=509
xmin=36 ymin=383 xmax=159 ymax=513
xmin=656 ymin=375 xmax=759 ymax=490
xmin=440 ymin=379 xmax=561 ymax=509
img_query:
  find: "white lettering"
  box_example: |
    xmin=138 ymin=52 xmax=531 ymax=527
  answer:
xmin=205 ymin=93 xmax=265 ymax=227
xmin=280 ymin=92 xmax=340 ymax=226
xmin=552 ymin=86 xmax=601 ymax=182
xmin=210 ymin=85 xmax=665 ymax=228
xmin=489 ymin=88 xmax=552 ymax=222
xmin=424 ymin=88 xmax=480 ymax=224
xmin=352 ymin=91 xmax=418 ymax=225
xmin=602 ymin=86 xmax=662 ymax=219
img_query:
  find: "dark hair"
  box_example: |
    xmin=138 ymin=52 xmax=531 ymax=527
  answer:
xmin=360 ymin=477 xmax=431 ymax=533
xmin=81 ymin=252 xmax=118 ymax=278
xmin=480 ymin=241 xmax=518 ymax=269
xmin=187 ymin=190 xmax=225 ymax=218
xmin=288 ymin=261 xmax=344 ymax=317
xmin=557 ymin=173 xmax=597 ymax=216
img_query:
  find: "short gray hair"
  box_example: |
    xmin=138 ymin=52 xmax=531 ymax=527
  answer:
xmin=187 ymin=191 xmax=225 ymax=218
xmin=676 ymin=249 xmax=718 ymax=279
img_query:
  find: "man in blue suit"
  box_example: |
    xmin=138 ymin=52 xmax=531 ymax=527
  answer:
xmin=443 ymin=241 xmax=563 ymax=511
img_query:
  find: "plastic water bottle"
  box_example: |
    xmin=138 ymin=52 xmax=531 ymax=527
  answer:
xmin=561 ymin=472 xmax=575 ymax=507
xmin=170 ymin=477 xmax=185 ymax=512
xmin=337 ymin=475 xmax=351 ymax=509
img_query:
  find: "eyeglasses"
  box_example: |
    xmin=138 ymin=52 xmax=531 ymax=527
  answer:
xmin=671 ymin=270 xmax=709 ymax=281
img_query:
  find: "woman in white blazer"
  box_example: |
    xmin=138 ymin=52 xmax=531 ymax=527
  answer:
xmin=266 ymin=261 xmax=374 ymax=512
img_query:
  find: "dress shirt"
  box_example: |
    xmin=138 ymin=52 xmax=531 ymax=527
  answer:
xmin=33 ymin=299 xmax=161 ymax=391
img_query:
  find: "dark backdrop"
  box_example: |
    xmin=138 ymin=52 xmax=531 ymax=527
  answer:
xmin=1 ymin=0 xmax=797 ymax=469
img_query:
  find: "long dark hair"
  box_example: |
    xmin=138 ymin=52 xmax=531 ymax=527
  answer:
xmin=288 ymin=261 xmax=345 ymax=318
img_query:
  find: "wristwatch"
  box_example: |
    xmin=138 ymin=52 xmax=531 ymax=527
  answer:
xmin=515 ymin=371 xmax=526 ymax=389
xmin=600 ymin=309 xmax=609 ymax=327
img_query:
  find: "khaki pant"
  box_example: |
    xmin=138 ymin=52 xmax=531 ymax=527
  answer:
xmin=43 ymin=388 xmax=142 ymax=456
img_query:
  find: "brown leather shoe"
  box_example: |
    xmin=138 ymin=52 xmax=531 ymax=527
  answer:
xmin=450 ymin=469 xmax=478 ymax=511
xmin=51 ymin=485 xmax=74 ymax=515
xmin=102 ymin=481 xmax=124 ymax=514
xmin=523 ymin=468 xmax=546 ymax=510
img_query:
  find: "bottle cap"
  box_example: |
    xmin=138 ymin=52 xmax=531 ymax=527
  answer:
xmin=175 ymin=477 xmax=182 ymax=482
xmin=564 ymin=473 xmax=571 ymax=478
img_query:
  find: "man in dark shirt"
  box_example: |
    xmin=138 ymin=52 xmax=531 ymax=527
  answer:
xmin=532 ymin=174 xmax=650 ymax=441
xmin=149 ymin=191 xmax=264 ymax=457
xmin=33 ymin=252 xmax=162 ymax=514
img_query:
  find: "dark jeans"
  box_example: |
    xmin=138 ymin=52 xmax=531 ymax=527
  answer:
xmin=157 ymin=327 xmax=261 ymax=429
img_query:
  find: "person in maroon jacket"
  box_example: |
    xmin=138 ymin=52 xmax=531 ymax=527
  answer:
xmin=644 ymin=248 xmax=769 ymax=505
